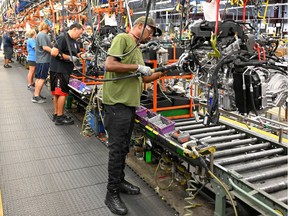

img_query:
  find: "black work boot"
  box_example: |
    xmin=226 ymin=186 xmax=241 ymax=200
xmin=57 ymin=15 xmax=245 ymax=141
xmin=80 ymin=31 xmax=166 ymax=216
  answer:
xmin=105 ymin=189 xmax=128 ymax=215
xmin=120 ymin=180 xmax=140 ymax=195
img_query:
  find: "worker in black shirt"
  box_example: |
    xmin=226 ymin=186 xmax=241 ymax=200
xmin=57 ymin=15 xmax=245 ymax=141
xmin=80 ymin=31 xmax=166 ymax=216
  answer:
xmin=50 ymin=23 xmax=84 ymax=125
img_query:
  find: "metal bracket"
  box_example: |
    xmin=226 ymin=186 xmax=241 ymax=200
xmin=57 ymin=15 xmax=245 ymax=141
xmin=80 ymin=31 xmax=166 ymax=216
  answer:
xmin=211 ymin=179 xmax=230 ymax=216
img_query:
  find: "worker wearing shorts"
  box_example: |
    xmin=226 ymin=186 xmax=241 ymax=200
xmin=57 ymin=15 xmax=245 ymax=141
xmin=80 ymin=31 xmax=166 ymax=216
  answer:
xmin=50 ymin=23 xmax=84 ymax=125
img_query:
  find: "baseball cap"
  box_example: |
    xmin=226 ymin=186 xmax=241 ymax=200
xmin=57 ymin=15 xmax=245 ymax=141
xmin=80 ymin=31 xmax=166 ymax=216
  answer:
xmin=133 ymin=16 xmax=162 ymax=37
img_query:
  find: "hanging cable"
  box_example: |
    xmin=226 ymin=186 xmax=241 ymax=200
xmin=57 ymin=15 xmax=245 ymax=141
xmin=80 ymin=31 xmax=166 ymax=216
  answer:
xmin=190 ymin=147 xmax=238 ymax=216
xmin=154 ymin=158 xmax=174 ymax=190
xmin=59 ymin=0 xmax=127 ymax=82
xmin=92 ymin=0 xmax=153 ymax=58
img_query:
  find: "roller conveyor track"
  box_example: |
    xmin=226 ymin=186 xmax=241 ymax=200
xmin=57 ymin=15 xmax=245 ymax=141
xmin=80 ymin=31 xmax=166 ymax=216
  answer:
xmin=171 ymin=117 xmax=288 ymax=215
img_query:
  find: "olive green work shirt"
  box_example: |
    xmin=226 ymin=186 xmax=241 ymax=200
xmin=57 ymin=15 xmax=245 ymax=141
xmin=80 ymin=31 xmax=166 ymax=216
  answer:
xmin=102 ymin=33 xmax=144 ymax=107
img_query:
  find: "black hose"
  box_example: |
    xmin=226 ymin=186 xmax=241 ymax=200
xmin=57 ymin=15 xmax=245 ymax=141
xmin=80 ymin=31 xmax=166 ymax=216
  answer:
xmin=74 ymin=71 xmax=141 ymax=82
xmin=248 ymin=72 xmax=259 ymax=116
xmin=235 ymin=61 xmax=287 ymax=75
xmin=60 ymin=0 xmax=152 ymax=82
xmin=242 ymin=88 xmax=247 ymax=114
xmin=93 ymin=0 xmax=153 ymax=58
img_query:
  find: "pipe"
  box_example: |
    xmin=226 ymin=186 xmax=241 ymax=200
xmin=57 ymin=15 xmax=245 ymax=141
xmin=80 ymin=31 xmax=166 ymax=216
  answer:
xmin=188 ymin=125 xmax=226 ymax=135
xmin=214 ymin=143 xmax=270 ymax=158
xmin=204 ymin=133 xmax=246 ymax=144
xmin=192 ymin=129 xmax=236 ymax=139
xmin=124 ymin=0 xmax=132 ymax=29
xmin=232 ymin=156 xmax=288 ymax=172
xmin=229 ymin=179 xmax=283 ymax=216
xmin=259 ymin=181 xmax=288 ymax=193
xmin=175 ymin=119 xmax=204 ymax=126
xmin=214 ymin=138 xmax=258 ymax=150
xmin=245 ymin=167 xmax=288 ymax=182
xmin=216 ymin=148 xmax=284 ymax=166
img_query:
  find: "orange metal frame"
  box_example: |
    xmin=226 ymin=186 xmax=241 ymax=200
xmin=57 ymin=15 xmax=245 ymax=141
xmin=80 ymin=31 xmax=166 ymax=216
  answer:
xmin=143 ymin=45 xmax=193 ymax=119
xmin=152 ymin=74 xmax=195 ymax=119
xmin=69 ymin=0 xmax=133 ymax=85
xmin=70 ymin=59 xmax=104 ymax=85
xmin=93 ymin=0 xmax=133 ymax=16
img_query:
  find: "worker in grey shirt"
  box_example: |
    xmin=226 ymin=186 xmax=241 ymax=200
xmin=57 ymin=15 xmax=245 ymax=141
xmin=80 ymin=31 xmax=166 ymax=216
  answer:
xmin=32 ymin=20 xmax=52 ymax=103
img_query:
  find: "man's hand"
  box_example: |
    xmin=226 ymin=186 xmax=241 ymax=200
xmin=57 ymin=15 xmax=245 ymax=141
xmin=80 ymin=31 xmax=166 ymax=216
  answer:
xmin=80 ymin=52 xmax=94 ymax=60
xmin=69 ymin=56 xmax=79 ymax=62
xmin=137 ymin=65 xmax=152 ymax=76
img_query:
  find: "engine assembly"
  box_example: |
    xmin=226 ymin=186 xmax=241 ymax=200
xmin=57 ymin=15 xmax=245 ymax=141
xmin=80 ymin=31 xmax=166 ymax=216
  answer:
xmin=165 ymin=20 xmax=288 ymax=125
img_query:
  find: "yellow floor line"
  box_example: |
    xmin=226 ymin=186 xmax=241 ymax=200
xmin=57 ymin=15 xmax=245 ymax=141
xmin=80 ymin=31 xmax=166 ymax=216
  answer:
xmin=220 ymin=116 xmax=288 ymax=144
xmin=0 ymin=190 xmax=3 ymax=216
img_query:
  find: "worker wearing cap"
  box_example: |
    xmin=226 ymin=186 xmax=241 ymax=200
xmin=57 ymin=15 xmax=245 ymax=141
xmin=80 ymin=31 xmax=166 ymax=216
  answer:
xmin=103 ymin=16 xmax=164 ymax=215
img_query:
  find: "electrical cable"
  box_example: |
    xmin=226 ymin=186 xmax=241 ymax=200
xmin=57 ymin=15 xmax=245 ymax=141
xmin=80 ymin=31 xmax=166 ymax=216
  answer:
xmin=58 ymin=0 xmax=157 ymax=82
xmin=191 ymin=147 xmax=238 ymax=216
xmin=222 ymin=20 xmax=256 ymax=32
xmin=58 ymin=0 xmax=139 ymax=82
xmin=208 ymin=170 xmax=238 ymax=216
xmin=96 ymin=86 xmax=108 ymax=138
xmin=18 ymin=0 xmax=47 ymax=23
xmin=154 ymin=158 xmax=174 ymax=190
xmin=92 ymin=0 xmax=153 ymax=58
xmin=157 ymin=79 xmax=172 ymax=103
xmin=241 ymin=67 xmax=253 ymax=115
xmin=205 ymin=52 xmax=253 ymax=124
xmin=248 ymin=69 xmax=259 ymax=116
xmin=80 ymin=84 xmax=98 ymax=136
xmin=184 ymin=176 xmax=206 ymax=216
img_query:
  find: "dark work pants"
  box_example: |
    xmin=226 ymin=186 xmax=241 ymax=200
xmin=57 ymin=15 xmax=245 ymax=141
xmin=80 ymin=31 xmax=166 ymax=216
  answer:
xmin=104 ymin=104 xmax=136 ymax=191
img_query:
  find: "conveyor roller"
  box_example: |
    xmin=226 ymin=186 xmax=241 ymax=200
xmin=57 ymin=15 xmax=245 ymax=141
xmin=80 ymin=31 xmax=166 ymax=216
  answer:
xmin=259 ymin=181 xmax=288 ymax=193
xmin=231 ymin=156 xmax=288 ymax=172
xmin=213 ymin=138 xmax=258 ymax=150
xmin=202 ymin=133 xmax=246 ymax=143
xmin=244 ymin=167 xmax=288 ymax=182
xmin=187 ymin=125 xmax=226 ymax=135
xmin=176 ymin=123 xmax=206 ymax=130
xmin=214 ymin=143 xmax=271 ymax=158
xmin=192 ymin=129 xmax=236 ymax=139
xmin=215 ymin=148 xmax=284 ymax=165
xmin=138 ymin=116 xmax=288 ymax=215
xmin=175 ymin=119 xmax=204 ymax=126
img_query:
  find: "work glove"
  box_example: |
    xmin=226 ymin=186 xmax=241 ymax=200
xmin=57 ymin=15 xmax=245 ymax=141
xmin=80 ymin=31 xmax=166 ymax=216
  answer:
xmin=80 ymin=52 xmax=94 ymax=60
xmin=137 ymin=65 xmax=152 ymax=76
xmin=69 ymin=56 xmax=79 ymax=62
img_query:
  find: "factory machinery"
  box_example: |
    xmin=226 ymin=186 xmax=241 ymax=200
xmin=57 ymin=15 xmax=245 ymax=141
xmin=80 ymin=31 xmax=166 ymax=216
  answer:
xmin=127 ymin=19 xmax=288 ymax=216
xmin=71 ymin=19 xmax=288 ymax=216
xmin=1 ymin=0 xmax=287 ymax=215
xmin=48 ymin=2 xmax=288 ymax=215
xmin=68 ymin=11 xmax=288 ymax=215
xmin=133 ymin=111 xmax=287 ymax=216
